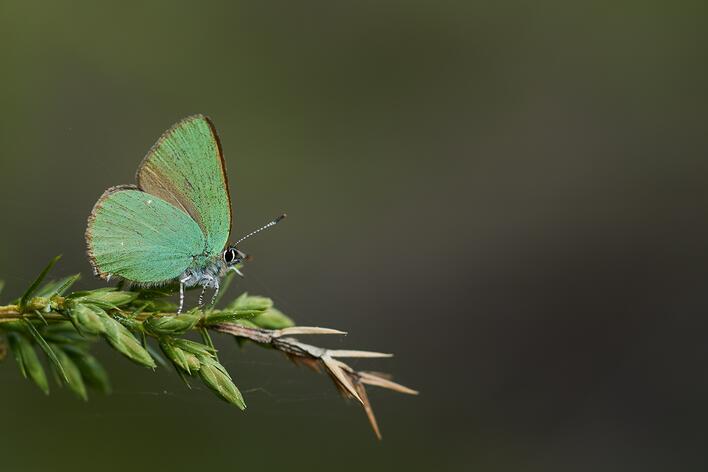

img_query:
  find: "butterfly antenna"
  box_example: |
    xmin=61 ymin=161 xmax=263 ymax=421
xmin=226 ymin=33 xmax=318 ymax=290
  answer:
xmin=233 ymin=214 xmax=287 ymax=247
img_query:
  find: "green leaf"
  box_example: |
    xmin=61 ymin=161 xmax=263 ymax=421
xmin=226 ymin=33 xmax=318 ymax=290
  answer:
xmin=52 ymin=346 xmax=87 ymax=400
xmin=199 ymin=327 xmax=218 ymax=361
xmin=92 ymin=307 xmax=155 ymax=368
xmin=68 ymin=287 xmax=114 ymax=298
xmin=226 ymin=292 xmax=273 ymax=314
xmin=203 ymin=310 xmax=261 ymax=324
xmin=0 ymin=279 xmax=5 ymax=299
xmin=198 ymin=356 xmax=245 ymax=409
xmin=33 ymin=309 xmax=48 ymax=326
xmin=144 ymin=312 xmax=200 ymax=336
xmin=64 ymin=346 xmax=111 ymax=394
xmin=174 ymin=367 xmax=193 ymax=389
xmin=7 ymin=333 xmax=50 ymax=394
xmin=23 ymin=319 xmax=68 ymax=383
xmin=20 ymin=255 xmax=61 ymax=309
xmin=204 ymin=293 xmax=273 ymax=324
xmin=251 ymin=308 xmax=295 ymax=329
xmin=8 ymin=334 xmax=27 ymax=377
xmin=53 ymin=274 xmax=81 ymax=296
xmin=35 ymin=273 xmax=81 ymax=298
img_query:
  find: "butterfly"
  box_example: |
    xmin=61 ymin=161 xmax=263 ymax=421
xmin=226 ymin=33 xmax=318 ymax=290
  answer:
xmin=86 ymin=115 xmax=284 ymax=313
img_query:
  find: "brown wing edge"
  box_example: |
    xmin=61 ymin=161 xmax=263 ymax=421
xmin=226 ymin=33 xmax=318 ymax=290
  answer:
xmin=134 ymin=114 xmax=233 ymax=242
xmin=85 ymin=184 xmax=140 ymax=280
xmin=204 ymin=114 xmax=233 ymax=243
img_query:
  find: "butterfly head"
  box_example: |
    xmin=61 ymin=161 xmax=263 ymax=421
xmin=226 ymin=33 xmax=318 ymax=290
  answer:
xmin=223 ymin=247 xmax=247 ymax=267
xmin=222 ymin=213 xmax=286 ymax=277
xmin=221 ymin=246 xmax=247 ymax=277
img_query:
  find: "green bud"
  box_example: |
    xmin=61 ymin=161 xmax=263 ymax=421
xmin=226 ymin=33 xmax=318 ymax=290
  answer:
xmin=71 ymin=304 xmax=105 ymax=335
xmin=77 ymin=290 xmax=138 ymax=308
xmin=159 ymin=338 xmax=201 ymax=374
xmin=145 ymin=313 xmax=201 ymax=336
xmin=95 ymin=309 xmax=155 ymax=369
xmin=198 ymin=356 xmax=245 ymax=409
xmin=116 ymin=315 xmax=143 ymax=332
xmin=186 ymin=353 xmax=201 ymax=372
xmin=135 ymin=299 xmax=177 ymax=312
xmin=172 ymin=338 xmax=215 ymax=358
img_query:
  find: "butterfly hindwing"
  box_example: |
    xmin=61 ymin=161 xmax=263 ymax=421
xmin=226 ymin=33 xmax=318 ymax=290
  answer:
xmin=86 ymin=186 xmax=205 ymax=284
xmin=136 ymin=115 xmax=231 ymax=257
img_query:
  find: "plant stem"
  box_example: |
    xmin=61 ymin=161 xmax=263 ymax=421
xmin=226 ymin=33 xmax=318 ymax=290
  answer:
xmin=0 ymin=305 xmax=20 ymax=316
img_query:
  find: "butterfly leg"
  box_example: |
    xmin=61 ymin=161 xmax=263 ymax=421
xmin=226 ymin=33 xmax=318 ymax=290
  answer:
xmin=178 ymin=282 xmax=185 ymax=314
xmin=209 ymin=278 xmax=220 ymax=308
xmin=178 ymin=275 xmax=190 ymax=314
xmin=198 ymin=285 xmax=207 ymax=308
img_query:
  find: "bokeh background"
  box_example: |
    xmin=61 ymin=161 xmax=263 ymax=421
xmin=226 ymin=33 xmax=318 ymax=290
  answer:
xmin=1 ymin=1 xmax=708 ymax=471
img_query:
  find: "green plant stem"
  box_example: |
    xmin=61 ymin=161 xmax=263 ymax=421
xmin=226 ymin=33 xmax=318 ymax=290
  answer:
xmin=0 ymin=301 xmax=175 ymax=323
xmin=0 ymin=283 xmax=417 ymax=439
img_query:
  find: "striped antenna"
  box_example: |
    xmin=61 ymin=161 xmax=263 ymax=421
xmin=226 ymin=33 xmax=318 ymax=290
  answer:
xmin=233 ymin=214 xmax=287 ymax=246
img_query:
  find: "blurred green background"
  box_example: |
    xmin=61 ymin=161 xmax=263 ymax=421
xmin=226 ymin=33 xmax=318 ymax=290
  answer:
xmin=2 ymin=1 xmax=708 ymax=471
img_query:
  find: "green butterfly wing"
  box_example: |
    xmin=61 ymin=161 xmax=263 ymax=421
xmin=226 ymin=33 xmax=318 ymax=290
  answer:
xmin=86 ymin=186 xmax=206 ymax=284
xmin=136 ymin=115 xmax=232 ymax=256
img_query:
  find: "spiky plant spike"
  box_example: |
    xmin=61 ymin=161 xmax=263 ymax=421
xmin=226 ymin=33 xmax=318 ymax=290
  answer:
xmin=0 ymin=257 xmax=417 ymax=438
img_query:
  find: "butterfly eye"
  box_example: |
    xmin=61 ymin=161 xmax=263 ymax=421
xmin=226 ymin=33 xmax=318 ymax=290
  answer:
xmin=223 ymin=248 xmax=238 ymax=265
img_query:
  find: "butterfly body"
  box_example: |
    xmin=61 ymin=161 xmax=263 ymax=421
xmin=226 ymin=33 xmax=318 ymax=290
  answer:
xmin=86 ymin=115 xmax=251 ymax=312
xmin=180 ymin=253 xmax=232 ymax=289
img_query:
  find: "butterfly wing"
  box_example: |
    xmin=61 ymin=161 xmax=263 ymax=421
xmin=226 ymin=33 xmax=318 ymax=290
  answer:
xmin=136 ymin=115 xmax=231 ymax=256
xmin=86 ymin=186 xmax=206 ymax=284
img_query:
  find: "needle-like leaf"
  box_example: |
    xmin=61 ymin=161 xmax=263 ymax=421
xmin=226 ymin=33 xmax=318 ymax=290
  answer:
xmin=53 ymin=274 xmax=81 ymax=296
xmin=7 ymin=332 xmax=50 ymax=394
xmin=20 ymin=255 xmax=61 ymax=309
xmin=53 ymin=346 xmax=87 ymax=400
xmin=23 ymin=319 xmax=68 ymax=383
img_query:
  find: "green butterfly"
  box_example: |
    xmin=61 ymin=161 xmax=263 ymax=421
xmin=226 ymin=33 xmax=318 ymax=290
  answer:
xmin=86 ymin=115 xmax=284 ymax=312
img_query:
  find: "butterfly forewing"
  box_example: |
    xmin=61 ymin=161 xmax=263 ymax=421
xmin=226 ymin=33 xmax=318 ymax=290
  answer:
xmin=86 ymin=187 xmax=206 ymax=284
xmin=136 ymin=115 xmax=232 ymax=256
